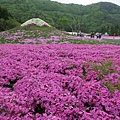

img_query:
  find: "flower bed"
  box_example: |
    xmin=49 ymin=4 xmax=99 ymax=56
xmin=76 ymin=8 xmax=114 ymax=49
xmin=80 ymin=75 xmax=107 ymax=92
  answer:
xmin=0 ymin=30 xmax=104 ymax=44
xmin=0 ymin=44 xmax=120 ymax=120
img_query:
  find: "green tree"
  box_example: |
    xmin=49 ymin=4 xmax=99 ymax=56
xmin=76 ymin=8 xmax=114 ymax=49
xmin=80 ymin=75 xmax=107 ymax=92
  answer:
xmin=0 ymin=6 xmax=20 ymax=31
xmin=58 ymin=17 xmax=68 ymax=30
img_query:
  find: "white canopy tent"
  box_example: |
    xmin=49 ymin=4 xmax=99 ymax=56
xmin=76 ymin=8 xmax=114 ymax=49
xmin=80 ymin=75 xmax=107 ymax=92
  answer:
xmin=21 ymin=18 xmax=51 ymax=27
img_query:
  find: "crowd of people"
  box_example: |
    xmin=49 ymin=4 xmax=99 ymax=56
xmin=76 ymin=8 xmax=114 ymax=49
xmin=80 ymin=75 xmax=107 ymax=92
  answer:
xmin=76 ymin=31 xmax=102 ymax=39
xmin=74 ymin=31 xmax=119 ymax=39
xmin=90 ymin=32 xmax=102 ymax=39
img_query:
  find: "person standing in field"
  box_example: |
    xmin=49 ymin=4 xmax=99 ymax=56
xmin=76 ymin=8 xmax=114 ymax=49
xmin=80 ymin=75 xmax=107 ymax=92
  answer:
xmin=90 ymin=32 xmax=94 ymax=38
xmin=96 ymin=32 xmax=99 ymax=39
xmin=99 ymin=33 xmax=102 ymax=39
xmin=113 ymin=33 xmax=116 ymax=39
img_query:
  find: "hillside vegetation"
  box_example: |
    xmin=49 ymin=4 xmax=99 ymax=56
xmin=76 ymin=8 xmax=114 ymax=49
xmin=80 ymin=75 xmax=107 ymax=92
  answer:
xmin=0 ymin=0 xmax=120 ymax=34
xmin=0 ymin=6 xmax=20 ymax=31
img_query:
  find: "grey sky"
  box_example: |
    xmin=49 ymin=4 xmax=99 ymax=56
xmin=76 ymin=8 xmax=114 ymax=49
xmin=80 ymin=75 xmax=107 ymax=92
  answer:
xmin=51 ymin=0 xmax=120 ymax=6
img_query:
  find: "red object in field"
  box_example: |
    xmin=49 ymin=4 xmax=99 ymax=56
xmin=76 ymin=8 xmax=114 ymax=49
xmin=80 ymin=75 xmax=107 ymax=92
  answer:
xmin=114 ymin=33 xmax=116 ymax=36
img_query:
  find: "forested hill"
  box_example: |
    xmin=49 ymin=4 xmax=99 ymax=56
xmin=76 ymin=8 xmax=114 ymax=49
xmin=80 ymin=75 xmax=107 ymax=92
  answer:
xmin=0 ymin=0 xmax=120 ymax=34
xmin=0 ymin=6 xmax=19 ymax=31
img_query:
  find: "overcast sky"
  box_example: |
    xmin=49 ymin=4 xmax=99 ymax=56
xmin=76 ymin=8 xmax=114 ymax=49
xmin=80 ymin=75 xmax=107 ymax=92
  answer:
xmin=51 ymin=0 xmax=120 ymax=6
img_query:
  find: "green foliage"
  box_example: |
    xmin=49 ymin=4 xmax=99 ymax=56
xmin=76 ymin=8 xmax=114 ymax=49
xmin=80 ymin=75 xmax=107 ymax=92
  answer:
xmin=117 ymin=83 xmax=120 ymax=91
xmin=66 ymin=65 xmax=77 ymax=70
xmin=92 ymin=60 xmax=113 ymax=74
xmin=104 ymin=82 xmax=115 ymax=93
xmin=104 ymin=82 xmax=120 ymax=93
xmin=0 ymin=6 xmax=12 ymax=19
xmin=0 ymin=0 xmax=120 ymax=34
xmin=58 ymin=17 xmax=68 ymax=30
xmin=0 ymin=6 xmax=20 ymax=31
xmin=0 ymin=38 xmax=7 ymax=44
xmin=90 ymin=60 xmax=115 ymax=80
xmin=56 ymin=38 xmax=120 ymax=45
xmin=0 ymin=38 xmax=23 ymax=44
xmin=82 ymin=66 xmax=87 ymax=76
xmin=69 ymin=39 xmax=113 ymax=44
xmin=16 ymin=25 xmax=56 ymax=31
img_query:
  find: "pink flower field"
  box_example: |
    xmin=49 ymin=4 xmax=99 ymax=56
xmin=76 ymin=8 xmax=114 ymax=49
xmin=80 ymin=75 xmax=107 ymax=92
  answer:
xmin=0 ymin=30 xmax=104 ymax=44
xmin=0 ymin=44 xmax=120 ymax=120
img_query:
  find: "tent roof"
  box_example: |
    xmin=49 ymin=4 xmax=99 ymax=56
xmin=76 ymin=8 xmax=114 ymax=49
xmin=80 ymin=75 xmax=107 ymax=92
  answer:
xmin=21 ymin=18 xmax=51 ymax=27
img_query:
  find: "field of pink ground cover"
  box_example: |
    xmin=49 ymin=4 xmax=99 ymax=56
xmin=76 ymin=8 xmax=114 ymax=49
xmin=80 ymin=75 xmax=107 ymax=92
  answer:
xmin=0 ymin=44 xmax=120 ymax=120
xmin=0 ymin=30 xmax=103 ymax=44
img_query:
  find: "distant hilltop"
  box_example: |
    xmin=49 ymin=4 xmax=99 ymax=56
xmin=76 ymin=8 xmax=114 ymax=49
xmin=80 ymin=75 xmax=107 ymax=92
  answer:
xmin=0 ymin=0 xmax=120 ymax=34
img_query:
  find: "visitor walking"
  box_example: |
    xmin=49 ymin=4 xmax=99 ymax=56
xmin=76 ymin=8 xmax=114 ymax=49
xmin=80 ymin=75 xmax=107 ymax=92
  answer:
xmin=99 ymin=33 xmax=102 ymax=39
xmin=113 ymin=33 xmax=116 ymax=39
xmin=90 ymin=32 xmax=94 ymax=38
xmin=96 ymin=32 xmax=99 ymax=39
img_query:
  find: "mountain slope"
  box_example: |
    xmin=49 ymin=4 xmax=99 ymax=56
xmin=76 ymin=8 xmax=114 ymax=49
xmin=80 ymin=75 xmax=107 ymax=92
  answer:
xmin=0 ymin=0 xmax=120 ymax=34
xmin=0 ymin=6 xmax=19 ymax=31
